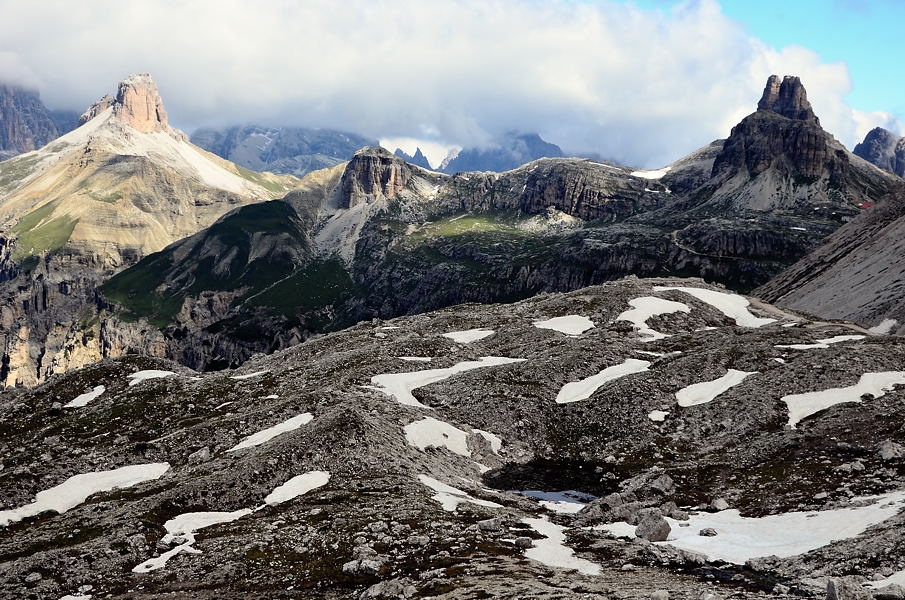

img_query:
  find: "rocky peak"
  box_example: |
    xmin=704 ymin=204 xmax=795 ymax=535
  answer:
xmin=853 ymin=127 xmax=905 ymax=177
xmin=77 ymin=94 xmax=114 ymax=126
xmin=757 ymin=75 xmax=818 ymax=125
xmin=113 ymin=73 xmax=170 ymax=133
xmin=338 ymin=146 xmax=414 ymax=208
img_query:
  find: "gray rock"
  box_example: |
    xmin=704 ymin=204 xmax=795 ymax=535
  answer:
xmin=477 ymin=516 xmax=505 ymax=532
xmin=878 ymin=440 xmax=905 ymax=461
xmin=187 ymin=446 xmax=211 ymax=464
xmin=698 ymin=528 xmax=718 ymax=537
xmin=635 ymin=513 xmax=671 ymax=542
xmin=827 ymin=577 xmax=872 ymax=600
xmin=711 ymin=497 xmax=730 ymax=511
xmin=650 ymin=591 xmax=669 ymax=600
xmin=514 ymin=536 xmax=533 ymax=549
xmin=873 ymin=583 xmax=905 ymax=599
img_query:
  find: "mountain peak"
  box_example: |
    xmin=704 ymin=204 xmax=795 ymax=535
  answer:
xmin=757 ymin=74 xmax=818 ymax=124
xmin=113 ymin=73 xmax=170 ymax=133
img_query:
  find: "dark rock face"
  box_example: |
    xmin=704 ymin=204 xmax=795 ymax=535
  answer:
xmin=853 ymin=127 xmax=905 ymax=178
xmin=0 ymin=83 xmax=64 ymax=157
xmin=394 ymin=147 xmax=432 ymax=169
xmin=191 ymin=125 xmax=377 ymax=177
xmin=441 ymin=132 xmax=564 ymax=173
xmin=757 ymin=75 xmax=819 ymax=124
xmin=339 ymin=147 xmax=415 ymax=208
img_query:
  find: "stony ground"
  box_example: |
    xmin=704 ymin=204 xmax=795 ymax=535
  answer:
xmin=1 ymin=276 xmax=904 ymax=600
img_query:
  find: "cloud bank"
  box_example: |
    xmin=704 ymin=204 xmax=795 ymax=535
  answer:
xmin=0 ymin=0 xmax=900 ymax=167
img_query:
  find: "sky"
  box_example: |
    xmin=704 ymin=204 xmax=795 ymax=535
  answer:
xmin=0 ymin=0 xmax=902 ymax=168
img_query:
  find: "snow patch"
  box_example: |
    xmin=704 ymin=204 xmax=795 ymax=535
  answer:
xmin=870 ymin=319 xmax=899 ymax=335
xmin=0 ymin=463 xmax=170 ymax=527
xmin=227 ymin=413 xmax=314 ymax=452
xmin=648 ymin=410 xmax=669 ymax=422
xmin=418 ymin=475 xmax=502 ymax=512
xmin=128 ymin=370 xmax=176 ymax=386
xmin=472 ymin=429 xmax=503 ymax=453
xmin=132 ymin=509 xmax=253 ymax=573
xmin=442 ymin=329 xmax=495 ymax=343
xmin=782 ymin=372 xmax=905 ymax=429
xmin=630 ymin=167 xmax=670 ymax=180
xmin=869 ymin=569 xmax=905 ymax=589
xmin=556 ymin=359 xmax=651 ymax=404
xmin=776 ymin=335 xmax=865 ymax=350
xmin=399 ymin=356 xmax=432 ymax=362
xmin=522 ymin=517 xmax=601 ymax=574
xmin=265 ymin=471 xmax=331 ymax=505
xmin=597 ymin=489 xmax=905 ymax=564
xmin=532 ymin=315 xmax=595 ymax=336
xmin=64 ymin=385 xmax=105 ymax=408
xmin=521 ymin=490 xmax=595 ymax=514
xmin=676 ymin=370 xmax=756 ymax=408
xmin=617 ymin=296 xmax=691 ymax=340
xmin=405 ymin=417 xmax=471 ymax=456
xmin=371 ymin=356 xmax=525 ymax=408
xmin=230 ymin=370 xmax=269 ymax=380
xmin=654 ymin=286 xmax=775 ymax=328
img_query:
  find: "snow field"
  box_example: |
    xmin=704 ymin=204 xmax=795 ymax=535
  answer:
xmin=556 ymin=359 xmax=651 ymax=404
xmin=405 ymin=417 xmax=471 ymax=456
xmin=532 ymin=315 xmax=595 ymax=336
xmin=370 ymin=356 xmax=526 ymax=408
xmin=522 ymin=517 xmax=601 ymax=575
xmin=652 ymin=286 xmax=775 ymax=328
xmin=64 ymin=385 xmax=105 ymax=408
xmin=782 ymin=372 xmax=905 ymax=429
xmin=598 ymin=489 xmax=905 ymax=564
xmin=229 ymin=370 xmax=269 ymax=380
xmin=0 ymin=463 xmax=170 ymax=527
xmin=616 ymin=296 xmax=690 ymax=341
xmin=520 ymin=490 xmax=595 ymax=514
xmin=264 ymin=471 xmax=331 ymax=505
xmin=226 ymin=412 xmax=314 ymax=452
xmin=675 ymin=369 xmax=756 ymax=407
xmin=418 ymin=475 xmax=502 ymax=511
xmin=128 ymin=370 xmax=176 ymax=386
xmin=775 ymin=335 xmax=865 ymax=350
xmin=441 ymin=328 xmax=495 ymax=343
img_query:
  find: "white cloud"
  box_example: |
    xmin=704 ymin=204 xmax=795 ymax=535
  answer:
xmin=0 ymin=0 xmax=900 ymax=168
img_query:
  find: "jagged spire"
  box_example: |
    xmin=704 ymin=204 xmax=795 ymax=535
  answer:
xmin=757 ymin=75 xmax=819 ymax=125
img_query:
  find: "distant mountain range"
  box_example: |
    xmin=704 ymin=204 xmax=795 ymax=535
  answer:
xmin=394 ymin=132 xmax=565 ymax=173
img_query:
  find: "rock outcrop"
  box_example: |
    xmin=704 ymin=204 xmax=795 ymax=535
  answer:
xmin=854 ymin=127 xmax=905 ymax=178
xmin=757 ymin=74 xmax=819 ymax=124
xmin=338 ymin=147 xmax=416 ymax=208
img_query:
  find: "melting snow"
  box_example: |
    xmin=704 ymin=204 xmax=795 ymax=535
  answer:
xmin=405 ymin=417 xmax=471 ymax=456
xmin=399 ymin=356 xmax=432 ymax=362
xmin=59 ymin=596 xmax=92 ymax=600
xmin=653 ymin=286 xmax=775 ymax=328
xmin=598 ymin=489 xmax=905 ymax=564
xmin=521 ymin=490 xmax=595 ymax=514
xmin=532 ymin=315 xmax=595 ymax=336
xmin=648 ymin=410 xmax=669 ymax=422
xmin=869 ymin=569 xmax=905 ymax=589
xmin=418 ymin=475 xmax=502 ymax=511
xmin=617 ymin=296 xmax=691 ymax=340
xmin=442 ymin=329 xmax=495 ymax=343
xmin=870 ymin=319 xmax=899 ymax=335
xmin=230 ymin=370 xmax=269 ymax=380
xmin=128 ymin=370 xmax=176 ymax=386
xmin=782 ymin=372 xmax=905 ymax=429
xmin=226 ymin=413 xmax=314 ymax=452
xmin=776 ymin=335 xmax=865 ymax=350
xmin=371 ymin=356 xmax=526 ymax=408
xmin=132 ymin=509 xmax=253 ymax=573
xmin=675 ymin=370 xmax=756 ymax=407
xmin=64 ymin=385 xmax=105 ymax=408
xmin=265 ymin=471 xmax=331 ymax=505
xmin=523 ymin=517 xmax=601 ymax=575
xmin=0 ymin=463 xmax=170 ymax=527
xmin=556 ymin=359 xmax=651 ymax=404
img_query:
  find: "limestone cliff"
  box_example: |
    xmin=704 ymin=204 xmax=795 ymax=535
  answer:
xmin=0 ymin=83 xmax=64 ymax=158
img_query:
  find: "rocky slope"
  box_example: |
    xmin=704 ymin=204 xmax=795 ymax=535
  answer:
xmin=755 ymin=182 xmax=905 ymax=334
xmin=191 ymin=125 xmax=378 ymax=178
xmin=0 ymin=73 xmax=300 ymax=387
xmin=2 ymin=277 xmax=904 ymax=599
xmin=98 ymin=76 xmax=900 ymax=374
xmin=854 ymin=127 xmax=905 ymax=178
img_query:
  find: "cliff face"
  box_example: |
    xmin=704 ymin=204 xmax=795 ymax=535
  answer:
xmin=0 ymin=84 xmax=64 ymax=158
xmin=854 ymin=127 xmax=905 ymax=178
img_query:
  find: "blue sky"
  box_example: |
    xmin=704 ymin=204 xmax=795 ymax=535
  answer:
xmin=1 ymin=0 xmax=902 ymax=167
xmin=634 ymin=0 xmax=904 ymax=120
